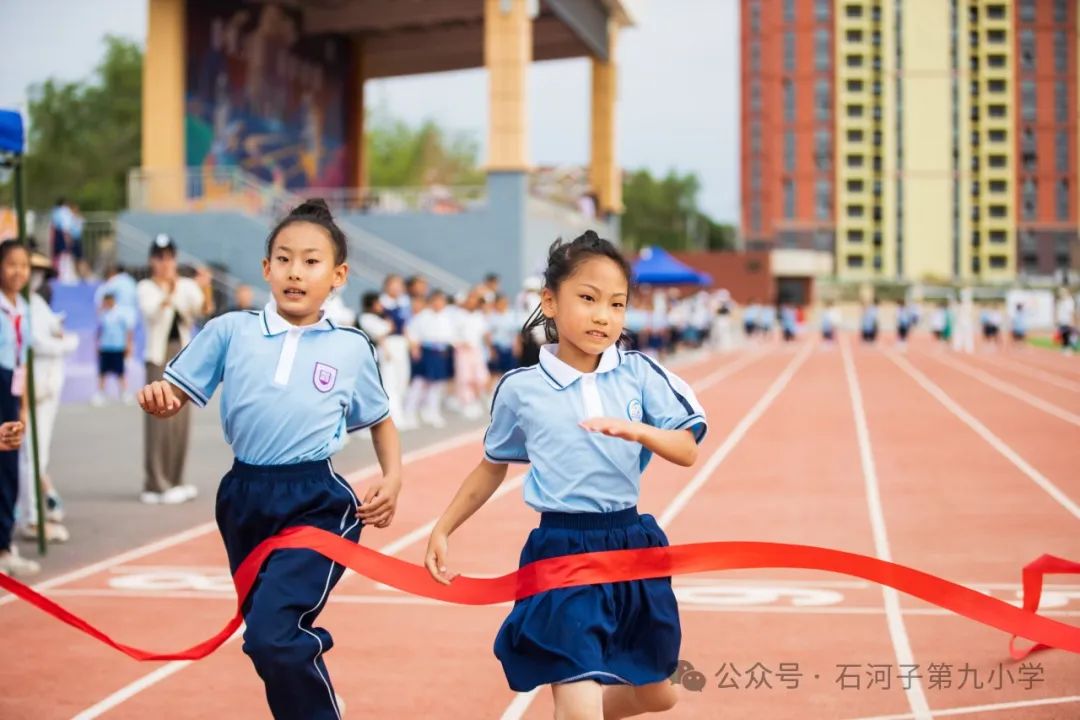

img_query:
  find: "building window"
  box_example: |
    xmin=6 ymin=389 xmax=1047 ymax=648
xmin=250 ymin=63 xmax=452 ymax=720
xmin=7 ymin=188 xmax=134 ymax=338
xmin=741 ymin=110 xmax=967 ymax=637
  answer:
xmin=1022 ymin=178 xmax=1037 ymax=219
xmin=847 ymin=154 xmax=864 ymax=168
xmin=816 ymin=79 xmax=831 ymax=122
xmin=989 ymin=205 xmax=1007 ymax=219
xmin=847 ymin=79 xmax=864 ymax=93
xmin=1019 ymin=0 xmax=1036 ymax=22
xmin=815 ymin=180 xmax=832 ymax=220
xmin=1058 ymin=131 xmax=1071 ymax=173
xmin=987 ymin=54 xmax=1006 ymax=69
xmin=1055 ymin=32 xmax=1068 ymax=73
xmin=989 ymin=155 xmax=1007 ymax=169
xmin=988 ymin=129 xmax=1006 ymax=143
xmin=784 ymin=131 xmax=796 ymax=172
xmin=847 ymin=229 xmax=864 ymax=243
xmin=986 ymin=4 xmax=1006 ymax=20
xmin=847 ymin=129 xmax=863 ymax=143
xmin=749 ymin=40 xmax=761 ymax=72
xmin=1055 ymin=0 xmax=1068 ymax=22
xmin=845 ymin=4 xmax=862 ymax=18
xmin=990 ymin=230 xmax=1007 ymax=244
xmin=989 ymin=256 xmax=1007 ymax=270
xmin=847 ymin=179 xmax=864 ymax=192
xmin=847 ymin=29 xmax=863 ymax=42
xmin=1058 ymin=180 xmax=1071 ymax=221
xmin=1020 ymin=30 xmax=1036 ymax=71
xmin=986 ymin=29 xmax=1006 ymax=44
xmin=1056 ymin=81 xmax=1069 ymax=123
xmin=784 ymin=180 xmax=796 ymax=219
xmin=847 ymin=104 xmax=864 ymax=118
xmin=814 ymin=129 xmax=832 ymax=170
xmin=1021 ymin=81 xmax=1036 ymax=122
xmin=815 ymin=0 xmax=830 ymax=22
xmin=847 ymin=254 xmax=865 ymax=269
xmin=847 ymin=204 xmax=864 ymax=218
xmin=784 ymin=0 xmax=795 ymax=23
xmin=749 ymin=1 xmax=761 ymax=32
xmin=815 ymin=29 xmax=831 ymax=72
xmin=784 ymin=32 xmax=796 ymax=72
xmin=784 ymin=81 xmax=796 ymax=122
xmin=846 ymin=54 xmax=863 ymax=68
xmin=989 ymin=179 xmax=1007 ymax=194
xmin=988 ymin=79 xmax=1006 ymax=94
xmin=988 ymin=104 xmax=1006 ymax=120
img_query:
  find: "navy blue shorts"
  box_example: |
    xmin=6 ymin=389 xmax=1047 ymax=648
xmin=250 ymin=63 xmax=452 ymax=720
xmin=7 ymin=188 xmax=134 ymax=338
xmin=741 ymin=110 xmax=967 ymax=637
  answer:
xmin=494 ymin=507 xmax=680 ymax=691
xmin=421 ymin=345 xmax=453 ymax=381
xmin=488 ymin=346 xmax=517 ymax=374
xmin=98 ymin=350 xmax=126 ymax=377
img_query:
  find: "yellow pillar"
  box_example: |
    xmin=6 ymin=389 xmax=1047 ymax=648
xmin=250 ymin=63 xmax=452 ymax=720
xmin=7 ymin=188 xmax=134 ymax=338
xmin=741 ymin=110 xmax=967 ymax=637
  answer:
xmin=141 ymin=0 xmax=186 ymax=210
xmin=484 ymin=0 xmax=531 ymax=171
xmin=590 ymin=21 xmax=621 ymax=216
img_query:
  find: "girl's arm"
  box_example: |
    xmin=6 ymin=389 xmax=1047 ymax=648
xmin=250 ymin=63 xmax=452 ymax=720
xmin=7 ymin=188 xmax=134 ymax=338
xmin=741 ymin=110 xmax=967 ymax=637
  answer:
xmin=580 ymin=419 xmax=699 ymax=467
xmin=137 ymin=380 xmax=190 ymax=418
xmin=356 ymin=418 xmax=403 ymax=528
xmin=425 ymin=459 xmax=509 ymax=584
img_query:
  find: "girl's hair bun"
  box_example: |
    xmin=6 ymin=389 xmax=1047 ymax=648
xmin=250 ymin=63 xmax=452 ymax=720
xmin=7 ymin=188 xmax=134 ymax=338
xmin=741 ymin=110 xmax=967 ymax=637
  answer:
xmin=290 ymin=198 xmax=333 ymax=221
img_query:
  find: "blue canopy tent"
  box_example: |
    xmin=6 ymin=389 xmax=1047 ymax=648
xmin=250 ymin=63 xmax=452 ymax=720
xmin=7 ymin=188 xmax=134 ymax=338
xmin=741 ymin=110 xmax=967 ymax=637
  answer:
xmin=0 ymin=108 xmax=47 ymax=556
xmin=632 ymin=246 xmax=712 ymax=286
xmin=0 ymin=110 xmax=24 ymax=156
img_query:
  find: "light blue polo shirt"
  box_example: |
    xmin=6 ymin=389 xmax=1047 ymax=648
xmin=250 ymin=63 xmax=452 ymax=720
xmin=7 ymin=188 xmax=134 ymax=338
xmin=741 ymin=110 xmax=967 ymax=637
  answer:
xmin=164 ymin=302 xmax=390 ymax=465
xmin=484 ymin=343 xmax=707 ymax=513
xmin=99 ymin=307 xmax=131 ymax=351
xmin=0 ymin=294 xmax=29 ymax=371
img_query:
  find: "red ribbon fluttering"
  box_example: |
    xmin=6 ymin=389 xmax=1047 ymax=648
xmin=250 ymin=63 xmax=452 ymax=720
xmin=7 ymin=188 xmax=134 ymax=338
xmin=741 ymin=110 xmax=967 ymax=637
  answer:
xmin=1 ymin=525 xmax=1077 ymax=662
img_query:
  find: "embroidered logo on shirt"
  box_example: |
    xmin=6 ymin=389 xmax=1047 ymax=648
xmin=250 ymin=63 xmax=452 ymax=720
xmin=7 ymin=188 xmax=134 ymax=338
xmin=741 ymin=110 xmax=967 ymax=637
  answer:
xmin=313 ymin=362 xmax=338 ymax=393
xmin=627 ymin=398 xmax=643 ymax=423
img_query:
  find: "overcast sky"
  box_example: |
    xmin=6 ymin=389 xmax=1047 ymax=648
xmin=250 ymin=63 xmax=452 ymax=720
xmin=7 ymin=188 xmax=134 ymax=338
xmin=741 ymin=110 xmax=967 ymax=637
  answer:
xmin=0 ymin=0 xmax=740 ymax=221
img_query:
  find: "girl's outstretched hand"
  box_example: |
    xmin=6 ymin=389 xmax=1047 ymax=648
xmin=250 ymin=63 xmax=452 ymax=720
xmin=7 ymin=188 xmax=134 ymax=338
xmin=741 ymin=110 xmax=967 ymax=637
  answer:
xmin=356 ymin=474 xmax=400 ymax=528
xmin=424 ymin=531 xmax=458 ymax=585
xmin=0 ymin=421 xmax=24 ymax=450
xmin=579 ymin=417 xmax=642 ymax=443
xmin=138 ymin=381 xmax=185 ymax=418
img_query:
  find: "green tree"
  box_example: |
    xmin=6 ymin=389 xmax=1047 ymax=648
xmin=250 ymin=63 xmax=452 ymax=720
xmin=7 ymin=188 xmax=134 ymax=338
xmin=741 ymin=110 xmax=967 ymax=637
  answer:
xmin=620 ymin=168 xmax=736 ymax=252
xmin=366 ymin=109 xmax=483 ymax=188
xmin=20 ymin=35 xmax=142 ymax=211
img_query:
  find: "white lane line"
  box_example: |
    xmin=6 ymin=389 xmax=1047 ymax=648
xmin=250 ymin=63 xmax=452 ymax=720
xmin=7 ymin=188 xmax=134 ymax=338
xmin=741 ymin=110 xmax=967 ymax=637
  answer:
xmin=983 ymin=355 xmax=1080 ymax=393
xmin=922 ymin=351 xmax=1080 ymax=427
xmin=890 ymin=353 xmax=1080 ymax=521
xmin=842 ymin=338 xmax=932 ymax=720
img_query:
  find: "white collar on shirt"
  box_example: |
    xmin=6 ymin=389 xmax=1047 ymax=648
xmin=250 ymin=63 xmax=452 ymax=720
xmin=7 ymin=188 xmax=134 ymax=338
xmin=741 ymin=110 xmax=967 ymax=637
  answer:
xmin=0 ymin=291 xmax=26 ymax=317
xmin=538 ymin=343 xmax=621 ymax=390
xmin=259 ymin=301 xmax=335 ymax=337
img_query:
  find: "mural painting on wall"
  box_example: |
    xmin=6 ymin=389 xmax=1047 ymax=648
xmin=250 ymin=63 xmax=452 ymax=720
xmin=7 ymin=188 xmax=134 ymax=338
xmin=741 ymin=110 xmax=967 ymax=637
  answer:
xmin=185 ymin=0 xmax=352 ymax=190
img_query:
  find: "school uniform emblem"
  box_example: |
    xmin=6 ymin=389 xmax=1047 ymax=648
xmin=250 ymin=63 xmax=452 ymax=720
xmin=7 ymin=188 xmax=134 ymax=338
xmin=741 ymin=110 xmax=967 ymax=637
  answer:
xmin=313 ymin=362 xmax=338 ymax=393
xmin=627 ymin=398 xmax=643 ymax=422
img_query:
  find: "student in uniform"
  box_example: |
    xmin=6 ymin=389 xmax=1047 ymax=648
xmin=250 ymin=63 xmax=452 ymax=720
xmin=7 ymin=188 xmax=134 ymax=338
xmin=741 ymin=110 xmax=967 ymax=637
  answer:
xmin=92 ymin=292 xmax=135 ymax=405
xmin=404 ymin=289 xmax=454 ymax=427
xmin=0 ymin=241 xmax=37 ymax=576
xmin=138 ymin=200 xmax=403 ymax=720
xmin=486 ymin=294 xmax=520 ymax=389
xmin=1010 ymin=301 xmax=1027 ymax=347
xmin=860 ymin=300 xmax=879 ymax=344
xmin=821 ymin=300 xmax=840 ymax=343
xmin=425 ymin=231 xmax=707 ymax=720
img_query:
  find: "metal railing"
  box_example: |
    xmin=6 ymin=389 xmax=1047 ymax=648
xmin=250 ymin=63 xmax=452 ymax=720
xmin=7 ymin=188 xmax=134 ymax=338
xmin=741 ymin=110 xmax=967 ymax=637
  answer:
xmin=126 ymin=167 xmax=473 ymax=294
xmin=293 ymin=185 xmax=487 ymax=216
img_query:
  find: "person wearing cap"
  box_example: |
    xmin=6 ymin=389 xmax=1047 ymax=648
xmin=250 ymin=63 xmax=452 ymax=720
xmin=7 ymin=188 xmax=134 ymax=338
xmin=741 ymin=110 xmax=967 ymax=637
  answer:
xmin=136 ymin=234 xmax=214 ymax=504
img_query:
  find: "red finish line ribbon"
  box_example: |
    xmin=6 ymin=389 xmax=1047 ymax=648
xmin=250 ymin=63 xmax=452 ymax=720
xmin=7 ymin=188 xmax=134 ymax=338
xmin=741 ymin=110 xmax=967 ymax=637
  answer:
xmin=1 ymin=525 xmax=1078 ymax=662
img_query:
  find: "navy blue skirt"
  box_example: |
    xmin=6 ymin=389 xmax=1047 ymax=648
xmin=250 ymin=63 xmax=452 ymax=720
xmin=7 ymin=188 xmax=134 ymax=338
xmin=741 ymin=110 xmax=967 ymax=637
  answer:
xmin=488 ymin=345 xmax=517 ymax=374
xmin=421 ymin=345 xmax=453 ymax=381
xmin=494 ymin=507 xmax=680 ymax=691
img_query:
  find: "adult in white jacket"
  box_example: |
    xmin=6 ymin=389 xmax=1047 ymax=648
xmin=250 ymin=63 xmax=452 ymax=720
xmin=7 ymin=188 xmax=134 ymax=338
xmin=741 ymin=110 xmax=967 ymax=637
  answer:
xmin=17 ymin=255 xmax=78 ymax=541
xmin=136 ymin=234 xmax=214 ymax=504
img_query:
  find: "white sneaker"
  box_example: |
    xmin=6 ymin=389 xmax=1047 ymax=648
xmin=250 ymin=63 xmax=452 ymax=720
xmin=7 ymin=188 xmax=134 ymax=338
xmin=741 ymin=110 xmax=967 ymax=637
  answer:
xmin=121 ymin=392 xmax=136 ymax=405
xmin=180 ymin=484 xmax=199 ymax=501
xmin=90 ymin=393 xmax=106 ymax=407
xmin=462 ymin=403 xmax=483 ymax=420
xmin=421 ymin=411 xmax=446 ymax=428
xmin=140 ymin=491 xmax=162 ymax=504
xmin=0 ymin=547 xmax=41 ymax=577
xmin=161 ymin=486 xmax=190 ymax=504
xmin=19 ymin=522 xmax=70 ymax=543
